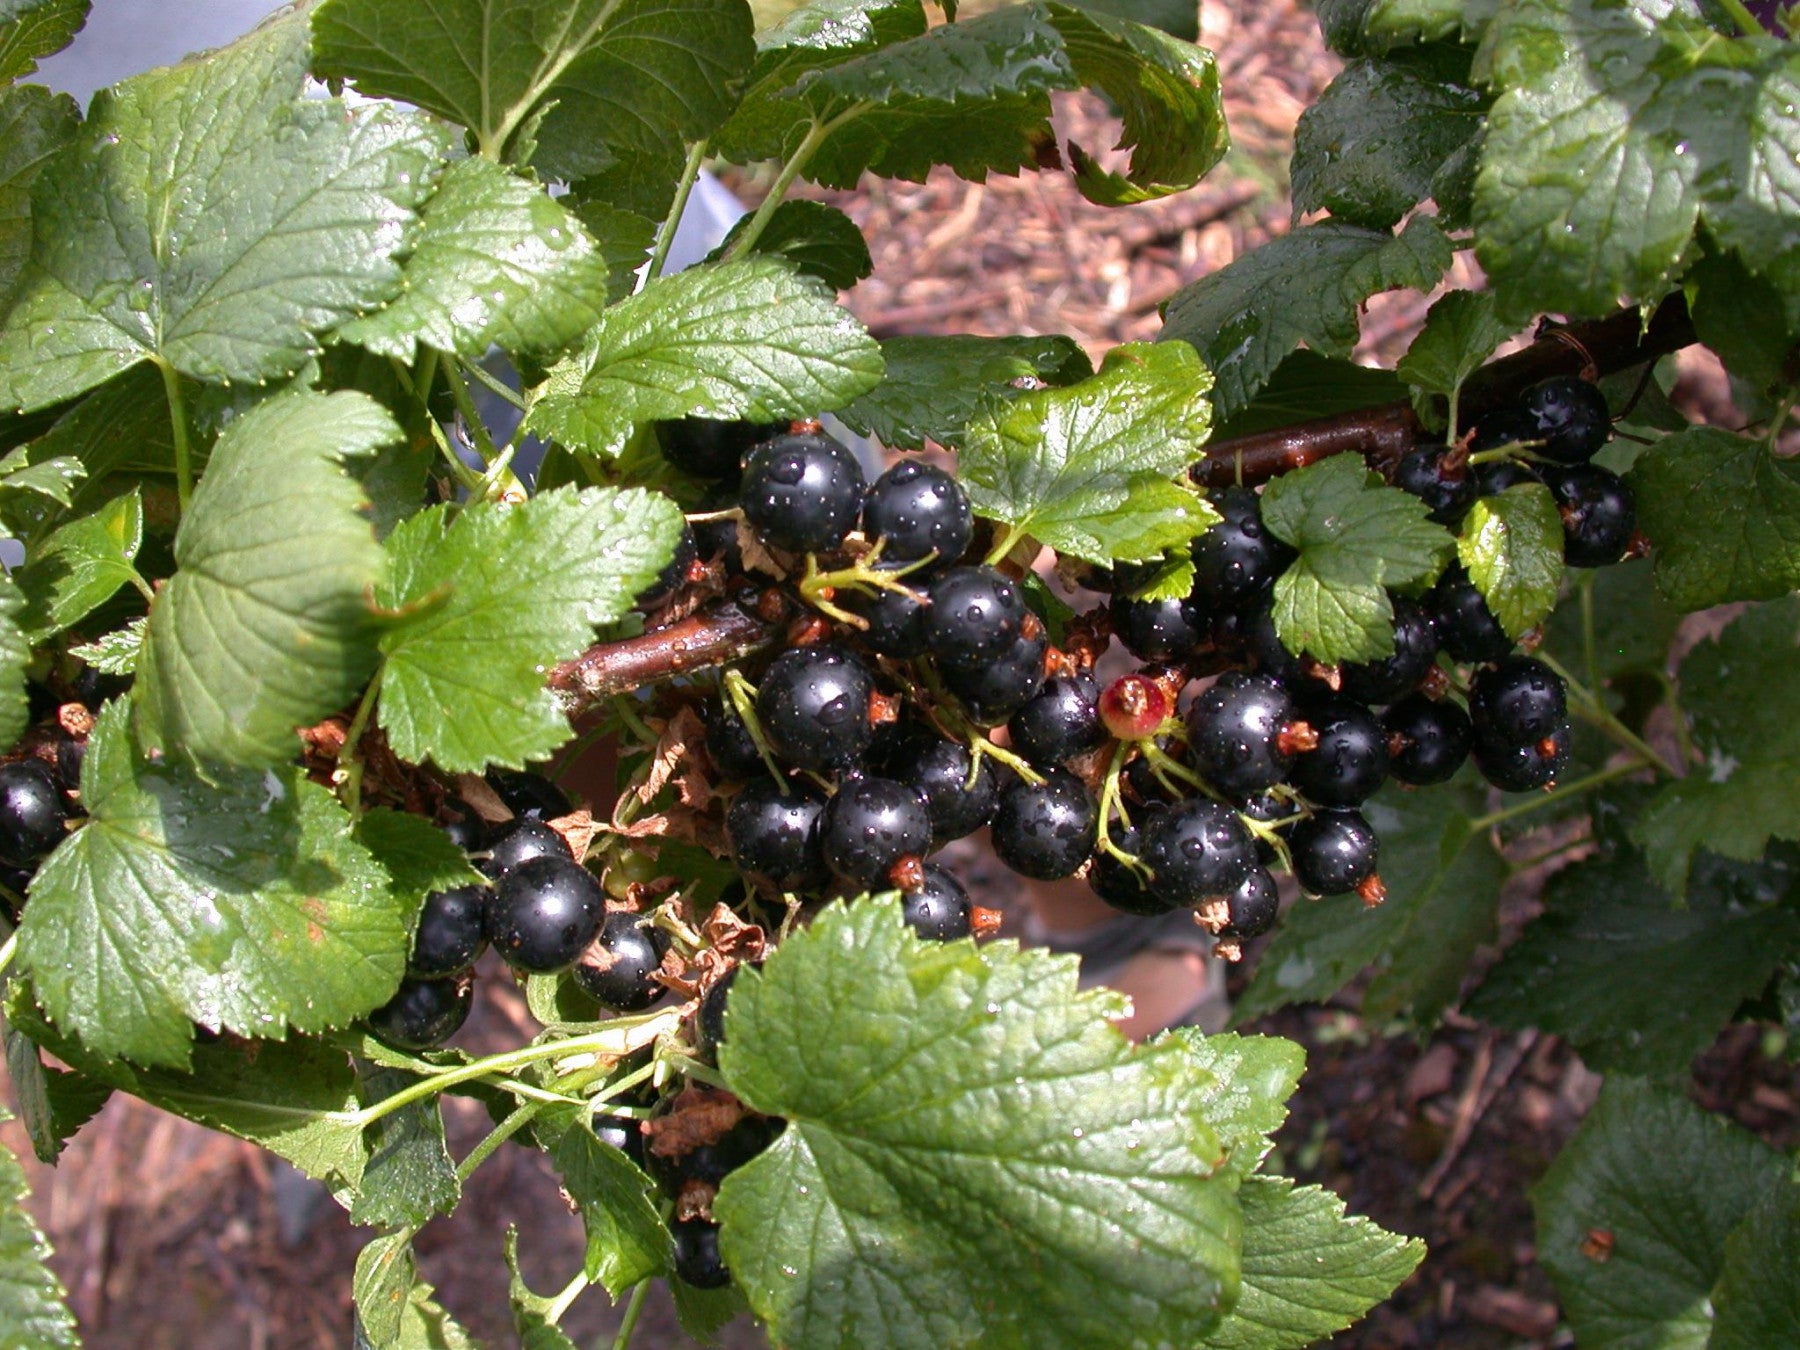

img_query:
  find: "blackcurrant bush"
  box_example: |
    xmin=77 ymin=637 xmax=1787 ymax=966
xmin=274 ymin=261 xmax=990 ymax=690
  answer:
xmin=1428 ymin=566 xmax=1513 ymax=664
xmin=1288 ymin=809 xmax=1379 ymax=896
xmin=725 ymin=778 xmax=827 ymax=894
xmin=656 ymin=416 xmax=780 ymax=480
xmin=704 ymin=700 xmax=766 ymax=782
xmin=1520 ymin=376 xmax=1611 ymax=465
xmin=901 ymin=863 xmax=973 ymax=941
xmin=820 ymin=776 xmax=932 ymax=888
xmin=739 ymin=430 xmax=865 ymax=554
xmin=1340 ymin=599 xmax=1439 ymax=706
xmin=486 ymin=768 xmax=572 ymax=822
xmin=1289 ymin=696 xmax=1390 ymax=806
xmin=1218 ymin=866 xmax=1280 ymax=939
xmin=939 ymin=630 xmax=1047 ymax=725
xmin=0 ymin=761 xmax=66 ymax=865
xmin=1383 ymin=694 xmax=1473 ymax=786
xmin=1474 ymin=722 xmax=1571 ymax=792
xmin=992 ymin=767 xmax=1098 ymax=880
xmin=1394 ymin=447 xmax=1475 ymax=526
xmin=592 ymin=1113 xmax=647 ymax=1167
xmin=1089 ymin=818 xmax=1177 ymax=917
xmin=1470 ymin=656 xmax=1567 ymax=744
xmin=671 ymin=1218 xmax=731 ymax=1289
xmin=1008 ymin=674 xmax=1104 ymax=767
xmin=1109 ymin=591 xmax=1206 ymax=662
xmin=1142 ymin=799 xmax=1256 ymax=905
xmin=862 ymin=460 xmax=973 ymax=565
xmin=367 ymin=976 xmax=472 ymax=1050
xmin=487 ymin=855 xmax=605 ymax=974
xmin=479 ymin=818 xmax=572 ymax=879
xmin=1191 ymin=485 xmax=1294 ymax=611
xmin=884 ymin=733 xmax=999 ymax=841
xmin=841 ymin=573 xmax=929 ymax=658
xmin=633 ymin=524 xmax=698 ymax=610
xmin=755 ymin=645 xmax=877 ymax=772
xmin=409 ymin=883 xmax=489 ymax=977
xmin=1187 ymin=672 xmax=1299 ymax=798
xmin=1545 ymin=465 xmax=1635 ymax=568
xmin=574 ymin=911 xmax=670 ymax=1011
xmin=923 ymin=565 xmax=1027 ymax=667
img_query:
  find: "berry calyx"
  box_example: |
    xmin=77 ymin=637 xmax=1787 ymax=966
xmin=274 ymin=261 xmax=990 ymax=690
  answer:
xmin=992 ymin=768 xmax=1098 ymax=880
xmin=487 ymin=855 xmax=606 ymax=974
xmin=861 ymin=460 xmax=973 ymax=565
xmin=1142 ymin=799 xmax=1256 ymax=907
xmin=1474 ymin=721 xmax=1571 ymax=792
xmin=725 ymin=778 xmax=827 ymax=894
xmin=755 ymin=645 xmax=878 ymax=772
xmin=739 ymin=430 xmax=866 ymax=554
xmin=408 ymin=883 xmax=489 ymax=978
xmin=573 ymin=911 xmax=670 ymax=1011
xmin=923 ymin=565 xmax=1028 ymax=667
xmin=820 ymin=776 xmax=932 ymax=888
xmin=1098 ymin=673 xmax=1173 ymax=742
xmin=1288 ymin=809 xmax=1380 ymax=896
xmin=367 ymin=975 xmax=472 ymax=1051
xmin=1010 ymin=673 xmax=1105 ymax=766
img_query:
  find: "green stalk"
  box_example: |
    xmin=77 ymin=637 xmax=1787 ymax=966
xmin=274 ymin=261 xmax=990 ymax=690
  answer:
xmin=611 ymin=1281 xmax=651 ymax=1350
xmin=457 ymin=1100 xmax=546 ymax=1181
xmin=1713 ymin=0 xmax=1768 ymax=37
xmin=542 ymin=1267 xmax=590 ymax=1326
xmin=444 ymin=355 xmax=502 ymax=465
xmin=154 ymin=357 xmax=194 ymax=514
xmin=645 ymin=141 xmax=710 ymax=286
xmin=0 ymin=929 xmax=17 ymax=981
xmin=1536 ymin=652 xmax=1681 ymax=777
xmin=723 ymin=111 xmax=858 ymax=261
xmin=460 ymin=356 xmax=527 ymax=411
xmin=337 ymin=668 xmax=385 ymax=815
xmin=1467 ymin=758 xmax=1650 ymax=833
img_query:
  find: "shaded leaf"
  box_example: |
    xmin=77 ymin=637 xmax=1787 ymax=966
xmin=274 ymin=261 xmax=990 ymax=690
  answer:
xmin=0 ymin=83 xmax=80 ymax=308
xmin=536 ymin=1104 xmax=669 ymax=1295
xmin=16 ymin=488 xmax=142 ymax=642
xmin=350 ymin=1064 xmax=459 ymax=1228
xmin=710 ymin=199 xmax=871 ymax=291
xmin=0 ymin=0 xmax=88 ymax=81
xmin=0 ymin=1107 xmax=77 ymax=1350
xmin=1710 ymin=1183 xmax=1800 ymax=1350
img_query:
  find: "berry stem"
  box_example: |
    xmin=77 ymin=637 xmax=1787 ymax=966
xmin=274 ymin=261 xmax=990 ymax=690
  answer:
xmin=1467 ymin=757 xmax=1652 ymax=833
xmin=153 ymin=356 xmax=193 ymax=515
xmin=646 ymin=141 xmax=710 ymax=286
xmin=724 ymin=110 xmax=858 ymax=260
xmin=391 ymin=352 xmax=489 ymax=496
xmin=542 ymin=1267 xmax=592 ymax=1326
xmin=336 ymin=668 xmax=384 ymax=816
xmin=458 ymin=355 xmax=526 ymax=412
xmin=916 ymin=663 xmax=1046 ymax=786
xmin=722 ymin=669 xmax=789 ymax=787
xmin=984 ymin=524 xmax=1028 ymax=568
xmin=1714 ymin=0 xmax=1769 ymax=36
xmin=797 ymin=544 xmax=930 ymax=628
xmin=1535 ymin=652 xmax=1681 ymax=777
xmin=611 ymin=1281 xmax=652 ymax=1350
xmin=0 ymin=928 xmax=16 ymax=981
xmin=456 ymin=1098 xmax=546 ymax=1182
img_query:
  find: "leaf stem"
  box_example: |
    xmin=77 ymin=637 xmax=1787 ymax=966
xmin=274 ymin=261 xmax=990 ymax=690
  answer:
xmin=444 ymin=355 xmax=502 ymax=466
xmin=984 ymin=525 xmax=1027 ymax=568
xmin=459 ymin=356 xmax=526 ymax=412
xmin=645 ymin=141 xmax=710 ymax=287
xmin=1536 ymin=652 xmax=1680 ymax=777
xmin=337 ymin=667 xmax=385 ymax=815
xmin=154 ymin=357 xmax=193 ymax=514
xmin=543 ymin=1266 xmax=591 ymax=1325
xmin=723 ymin=111 xmax=854 ymax=261
xmin=0 ymin=929 xmax=16 ymax=981
xmin=1467 ymin=758 xmax=1650 ymax=833
xmin=611 ymin=1280 xmax=651 ymax=1350
xmin=1713 ymin=0 xmax=1767 ymax=36
xmin=457 ymin=1099 xmax=545 ymax=1181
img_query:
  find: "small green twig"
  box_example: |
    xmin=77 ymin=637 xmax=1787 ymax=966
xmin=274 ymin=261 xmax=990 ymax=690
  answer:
xmin=154 ymin=357 xmax=194 ymax=514
xmin=459 ymin=356 xmax=527 ymax=412
xmin=457 ymin=1099 xmax=546 ymax=1181
xmin=337 ymin=669 xmax=385 ymax=815
xmin=1536 ymin=652 xmax=1680 ymax=777
xmin=1713 ymin=0 xmax=1768 ymax=37
xmin=915 ymin=663 xmax=1045 ymax=786
xmin=1468 ymin=757 xmax=1651 ymax=834
xmin=723 ymin=110 xmax=859 ymax=259
xmin=543 ymin=1267 xmax=590 ymax=1326
xmin=611 ymin=1280 xmax=652 ymax=1350
xmin=984 ymin=524 xmax=1028 ymax=568
xmin=0 ymin=930 xmax=17 ymax=981
xmin=723 ymin=670 xmax=789 ymax=787
xmin=798 ymin=545 xmax=931 ymax=627
xmin=645 ymin=141 xmax=710 ymax=286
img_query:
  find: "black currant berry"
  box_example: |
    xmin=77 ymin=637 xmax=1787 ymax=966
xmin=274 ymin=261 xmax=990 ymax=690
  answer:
xmin=1191 ymin=486 xmax=1294 ymax=611
xmin=901 ymin=863 xmax=973 ymax=941
xmin=1288 ymin=809 xmax=1379 ymax=896
xmin=820 ymin=777 xmax=932 ymax=888
xmin=841 ymin=572 xmax=929 ymax=658
xmin=1218 ymin=866 xmax=1280 ymax=939
xmin=1394 ymin=447 xmax=1475 ymax=526
xmin=1246 ymin=605 xmax=1316 ymax=687
xmin=51 ymin=734 xmax=82 ymax=794
xmin=442 ymin=809 xmax=485 ymax=855
xmin=992 ymin=768 xmax=1098 ymax=880
xmin=1474 ymin=722 xmax=1571 ymax=792
xmin=1470 ymin=405 xmax=1543 ymax=455
xmin=1474 ymin=458 xmax=1542 ymax=497
xmin=923 ymin=565 xmax=1027 ymax=667
xmin=574 ymin=912 xmax=670 ymax=1011
xmin=409 ymin=883 xmax=489 ymax=977
xmin=1289 ymin=697 xmax=1390 ymax=806
xmin=634 ymin=525 xmax=698 ymax=610
xmin=651 ymin=1116 xmax=778 ymax=1196
xmin=939 ymin=630 xmax=1047 ymax=725
xmin=1187 ymin=673 xmax=1299 ymax=798
xmin=487 ymin=855 xmax=605 ymax=974
xmin=697 ymin=968 xmax=737 ymax=1061
xmin=1109 ymin=592 xmax=1207 ymax=662
xmin=884 ymin=733 xmax=999 ymax=841
xmin=862 ymin=460 xmax=973 ymax=565
xmin=1089 ymin=818 xmax=1178 ymax=917
xmin=486 ymin=768 xmax=572 ymax=822
xmin=1520 ymin=376 xmax=1611 ymax=465
xmin=704 ymin=701 xmax=766 ymax=782
xmin=592 ymin=1113 xmax=647 ymax=1167
xmin=367 ymin=976 xmax=472 ymax=1051
xmin=656 ymin=416 xmax=780 ymax=480
xmin=1142 ymin=799 xmax=1256 ymax=905
xmin=1428 ymin=566 xmax=1513 ymax=664
xmin=693 ymin=514 xmax=745 ymax=574
xmin=1121 ymin=742 xmax=1182 ymax=807
xmin=1470 ymin=656 xmax=1567 ymax=744
xmin=0 ymin=761 xmax=66 ymax=866
xmin=671 ymin=1218 xmax=731 ymax=1289
xmin=1340 ymin=599 xmax=1440 ymax=706
xmin=739 ymin=431 xmax=865 ymax=554
xmin=1383 ymin=694 xmax=1473 ymax=786
xmin=755 ymin=645 xmax=877 ymax=772
xmin=479 ymin=818 xmax=573 ymax=879
xmin=725 ymin=778 xmax=827 ymax=894
xmin=1545 ymin=465 xmax=1636 ymax=568
xmin=1009 ymin=674 xmax=1104 ymax=768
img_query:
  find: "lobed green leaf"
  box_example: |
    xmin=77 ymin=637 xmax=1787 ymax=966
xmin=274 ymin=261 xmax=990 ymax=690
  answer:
xmin=16 ymin=487 xmax=142 ymax=642
xmin=0 ymin=0 xmax=88 ymax=82
xmin=0 ymin=82 xmax=80 ymax=310
xmin=0 ymin=1107 xmax=78 ymax=1350
xmin=1456 ymin=484 xmax=1564 ymax=638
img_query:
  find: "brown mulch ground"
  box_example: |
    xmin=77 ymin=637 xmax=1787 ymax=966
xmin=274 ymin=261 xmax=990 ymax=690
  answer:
xmin=8 ymin=1 xmax=1795 ymax=1347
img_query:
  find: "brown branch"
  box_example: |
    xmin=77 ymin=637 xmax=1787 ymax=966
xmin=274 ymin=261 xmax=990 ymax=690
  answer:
xmin=549 ymin=598 xmax=780 ymax=709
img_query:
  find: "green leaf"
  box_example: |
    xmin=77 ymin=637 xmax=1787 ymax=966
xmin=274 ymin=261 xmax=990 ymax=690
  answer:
xmin=835 ymin=334 xmax=1092 ymax=450
xmin=671 ymin=1278 xmax=749 ymax=1344
xmin=710 ymin=199 xmax=872 ymax=291
xmin=356 ymin=809 xmax=486 ymax=912
xmin=1167 ymin=1029 xmax=1305 ymax=1182
xmin=0 ymin=0 xmax=87 ymax=81
xmin=136 ymin=389 xmax=391 ymax=767
xmin=66 ymin=617 xmax=142 ymax=676
xmin=1474 ymin=0 xmax=1800 ymax=321
xmin=339 ymin=157 xmax=612 ymax=363
xmin=350 ymin=1064 xmax=460 ymax=1228
xmin=504 ymin=1229 xmax=584 ymax=1350
xmin=312 ymin=0 xmax=756 ymax=182
xmin=563 ymin=196 xmax=658 ymax=303
xmin=2 ymin=1026 xmax=109 ymax=1163
xmin=1456 ymin=484 xmax=1564 ymax=638
xmin=377 ymin=486 xmax=683 ymax=773
xmin=0 ymin=1108 xmax=78 ymax=1350
xmin=354 ymin=1229 xmax=418 ymax=1348
xmin=0 ymin=444 xmax=81 ymax=507
xmin=958 ymin=341 xmax=1217 ymax=565
xmin=1209 ymin=350 xmax=1405 ymax=442
xmin=715 ymin=897 xmax=1241 ymax=1350
xmin=1396 ymin=290 xmax=1519 ymax=431
xmin=1064 ymin=0 xmax=1197 ymax=42
xmin=0 ymin=572 xmax=27 ymax=753
xmin=1259 ymin=455 xmax=1453 ymax=664
xmin=16 ymin=488 xmax=141 ymax=641
xmin=1710 ymin=1182 xmax=1800 ymax=1350
xmin=17 ymin=700 xmax=408 ymax=1067
xmin=0 ymin=84 xmax=80 ymax=309
xmin=0 ymin=10 xmax=449 ymax=412
xmin=1468 ymin=848 xmax=1800 ymax=1075
xmin=1689 ymin=250 xmax=1800 ymax=396
xmin=1541 ymin=559 xmax=1681 ymax=682
xmin=1632 ymin=765 xmax=1800 ymax=896
xmin=526 ymin=258 xmax=883 ymax=458
xmin=1362 ymin=0 xmax=1496 ymax=47
xmin=1533 ymin=1078 xmax=1790 ymax=1350
xmin=1160 ymin=216 xmax=1453 ymax=419
xmin=1291 ymin=54 xmax=1485 ymax=230
xmin=1680 ymin=597 xmax=1800 ymax=766
xmin=535 ymin=1105 xmax=669 ymax=1295
xmin=1629 ymin=427 xmax=1800 ymax=611
xmin=1202 ymin=1176 xmax=1425 ymax=1350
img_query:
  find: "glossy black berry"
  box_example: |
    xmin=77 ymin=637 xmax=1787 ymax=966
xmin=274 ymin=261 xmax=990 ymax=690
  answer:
xmin=0 ymin=761 xmax=66 ymax=866
xmin=1470 ymin=657 xmax=1567 ymax=744
xmin=693 ymin=513 xmax=745 ymax=573
xmin=1218 ymin=866 xmax=1280 ymax=939
xmin=1520 ymin=376 xmax=1611 ymax=465
xmin=1089 ymin=817 xmax=1178 ymax=917
xmin=1383 ymin=694 xmax=1473 ymax=786
xmin=901 ymin=863 xmax=973 ymax=941
xmin=884 ymin=733 xmax=998 ymax=841
xmin=923 ymin=565 xmax=1027 ymax=667
xmin=1109 ymin=591 xmax=1207 ymax=662
xmin=1246 ymin=604 xmax=1317 ymax=687
xmin=592 ymin=1113 xmax=646 ymax=1167
xmin=1191 ymin=485 xmax=1294 ymax=611
xmin=367 ymin=976 xmax=472 ymax=1051
xmin=1474 ymin=458 xmax=1542 ymax=497
xmin=441 ymin=810 xmax=485 ymax=855
xmin=1187 ymin=673 xmax=1297 ymax=798
xmin=862 ymin=460 xmax=973 ymax=565
xmin=1009 ymin=674 xmax=1104 ymax=767
xmin=634 ymin=524 xmax=698 ymax=610
xmin=486 ymin=768 xmax=572 ymax=822
xmin=574 ymin=912 xmax=670 ymax=1011
xmin=1340 ymin=599 xmax=1439 ymax=705
xmin=479 ymin=818 xmax=572 ymax=879
xmin=755 ymin=645 xmax=877 ymax=772
xmin=992 ymin=767 xmax=1098 ymax=881
xmin=1142 ymin=798 xmax=1257 ymax=905
xmin=1395 ymin=447 xmax=1475 ymax=526
xmin=696 ymin=968 xmax=737 ymax=1061
xmin=1470 ymin=405 xmax=1544 ymax=455
xmin=939 ymin=630 xmax=1047 ymax=725
xmin=656 ymin=416 xmax=780 ymax=480
xmin=51 ymin=734 xmax=83 ymax=794
xmin=1288 ymin=809 xmax=1379 ymax=896
xmin=704 ymin=701 xmax=766 ymax=782
xmin=1474 ymin=722 xmax=1571 ymax=792
xmin=739 ymin=431 xmax=865 ymax=554
xmin=671 ymin=1218 xmax=731 ymax=1289
xmin=408 ymin=883 xmax=489 ymax=977
xmin=1290 ymin=697 xmax=1390 ymax=806
xmin=820 ymin=776 xmax=932 ymax=888
xmin=1428 ymin=566 xmax=1513 ymax=664
xmin=487 ymin=855 xmax=605 ymax=974
xmin=841 ymin=573 xmax=928 ymax=658
xmin=725 ymin=778 xmax=827 ymax=894
xmin=1545 ymin=465 xmax=1635 ymax=568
